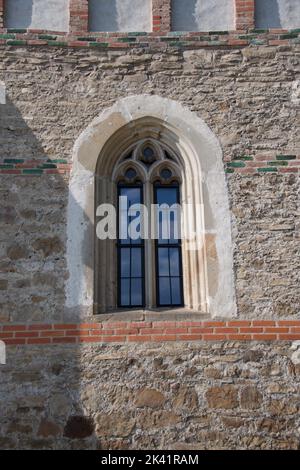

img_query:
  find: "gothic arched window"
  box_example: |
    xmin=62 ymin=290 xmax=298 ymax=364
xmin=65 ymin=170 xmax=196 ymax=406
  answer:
xmin=113 ymin=140 xmax=184 ymax=309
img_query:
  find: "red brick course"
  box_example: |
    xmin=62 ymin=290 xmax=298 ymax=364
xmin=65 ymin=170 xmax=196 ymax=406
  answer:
xmin=1 ymin=320 xmax=300 ymax=345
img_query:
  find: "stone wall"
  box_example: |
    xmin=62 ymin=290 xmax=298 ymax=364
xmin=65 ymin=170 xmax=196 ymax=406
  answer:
xmin=1 ymin=341 xmax=300 ymax=449
xmin=0 ymin=39 xmax=299 ymax=449
xmin=0 ymin=44 xmax=299 ymax=322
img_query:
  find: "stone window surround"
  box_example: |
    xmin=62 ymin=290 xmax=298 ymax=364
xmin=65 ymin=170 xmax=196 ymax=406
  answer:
xmin=66 ymin=95 xmax=236 ymax=319
xmin=0 ymin=1 xmax=255 ymax=32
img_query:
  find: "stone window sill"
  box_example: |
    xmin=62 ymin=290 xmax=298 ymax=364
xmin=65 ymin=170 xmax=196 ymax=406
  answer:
xmin=91 ymin=308 xmax=211 ymax=323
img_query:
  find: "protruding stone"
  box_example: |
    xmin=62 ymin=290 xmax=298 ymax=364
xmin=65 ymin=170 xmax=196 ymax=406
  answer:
xmin=32 ymin=236 xmax=63 ymax=257
xmin=135 ymin=388 xmax=165 ymax=409
xmin=7 ymin=244 xmax=29 ymax=260
xmin=95 ymin=413 xmax=135 ymax=438
xmin=240 ymin=386 xmax=263 ymax=409
xmin=38 ymin=419 xmax=61 ymax=438
xmin=206 ymin=386 xmax=238 ymax=409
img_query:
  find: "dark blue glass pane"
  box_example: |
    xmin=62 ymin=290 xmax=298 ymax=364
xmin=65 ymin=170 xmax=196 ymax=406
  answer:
xmin=121 ymin=279 xmax=130 ymax=306
xmin=131 ymin=248 xmax=142 ymax=277
xmin=120 ymin=187 xmax=141 ymax=205
xmin=171 ymin=277 xmax=181 ymax=305
xmin=120 ymin=249 xmax=130 ymax=278
xmin=131 ymin=279 xmax=142 ymax=306
xmin=158 ymin=248 xmax=169 ymax=276
xmin=156 ymin=187 xmax=177 ymax=206
xmin=125 ymin=168 xmax=137 ymax=180
xmin=159 ymin=277 xmax=171 ymax=305
xmin=156 ymin=187 xmax=180 ymax=243
xmin=119 ymin=187 xmax=142 ymax=244
xmin=169 ymin=248 xmax=180 ymax=276
xmin=169 ymin=210 xmax=180 ymax=243
xmin=160 ymin=169 xmax=172 ymax=180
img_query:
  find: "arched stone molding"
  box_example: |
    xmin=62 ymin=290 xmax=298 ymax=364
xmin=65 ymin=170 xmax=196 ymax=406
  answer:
xmin=66 ymin=95 xmax=236 ymax=318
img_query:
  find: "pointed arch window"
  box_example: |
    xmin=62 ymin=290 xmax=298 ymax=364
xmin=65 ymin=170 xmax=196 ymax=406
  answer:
xmin=113 ymin=140 xmax=184 ymax=309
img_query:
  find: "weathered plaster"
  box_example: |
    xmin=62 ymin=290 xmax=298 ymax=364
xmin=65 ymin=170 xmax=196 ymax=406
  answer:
xmin=255 ymin=0 xmax=300 ymax=29
xmin=172 ymin=0 xmax=234 ymax=32
xmin=4 ymin=0 xmax=70 ymax=32
xmin=67 ymin=95 xmax=236 ymax=318
xmin=0 ymin=81 xmax=5 ymax=105
xmin=89 ymin=0 xmax=152 ymax=32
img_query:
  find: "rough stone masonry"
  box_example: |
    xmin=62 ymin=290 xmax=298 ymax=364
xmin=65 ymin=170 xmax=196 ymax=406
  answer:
xmin=0 ymin=14 xmax=300 ymax=450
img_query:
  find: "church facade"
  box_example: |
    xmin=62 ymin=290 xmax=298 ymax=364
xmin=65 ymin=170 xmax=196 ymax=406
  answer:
xmin=0 ymin=1 xmax=300 ymax=449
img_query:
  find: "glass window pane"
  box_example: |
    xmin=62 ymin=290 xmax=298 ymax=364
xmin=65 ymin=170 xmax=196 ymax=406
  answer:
xmin=169 ymin=248 xmax=180 ymax=276
xmin=119 ymin=187 xmax=142 ymax=245
xmin=158 ymin=248 xmax=169 ymax=276
xmin=131 ymin=279 xmax=142 ymax=306
xmin=159 ymin=277 xmax=171 ymax=305
xmin=121 ymin=279 xmax=130 ymax=306
xmin=156 ymin=187 xmax=177 ymax=206
xmin=156 ymin=187 xmax=180 ymax=244
xmin=171 ymin=277 xmax=181 ymax=305
xmin=120 ymin=187 xmax=141 ymax=205
xmin=131 ymin=248 xmax=142 ymax=277
xmin=120 ymin=249 xmax=130 ymax=278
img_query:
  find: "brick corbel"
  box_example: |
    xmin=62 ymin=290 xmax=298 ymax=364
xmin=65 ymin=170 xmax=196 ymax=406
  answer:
xmin=235 ymin=0 xmax=255 ymax=31
xmin=69 ymin=0 xmax=88 ymax=33
xmin=152 ymin=0 xmax=171 ymax=33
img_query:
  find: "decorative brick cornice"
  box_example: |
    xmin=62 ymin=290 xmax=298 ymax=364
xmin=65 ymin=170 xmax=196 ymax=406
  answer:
xmin=1 ymin=320 xmax=300 ymax=345
xmin=152 ymin=0 xmax=171 ymax=33
xmin=235 ymin=0 xmax=255 ymax=31
xmin=0 ymin=28 xmax=299 ymax=50
xmin=69 ymin=0 xmax=88 ymax=33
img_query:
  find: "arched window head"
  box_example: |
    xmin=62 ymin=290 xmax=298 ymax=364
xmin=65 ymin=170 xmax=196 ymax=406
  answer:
xmin=69 ymin=96 xmax=236 ymax=318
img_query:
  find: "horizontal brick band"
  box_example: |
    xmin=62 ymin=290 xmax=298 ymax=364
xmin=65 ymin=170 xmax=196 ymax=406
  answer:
xmin=0 ymin=159 xmax=71 ymax=175
xmin=0 ymin=29 xmax=299 ymax=50
xmin=225 ymin=154 xmax=300 ymax=175
xmin=1 ymin=320 xmax=300 ymax=345
xmin=1 ymin=154 xmax=300 ymax=176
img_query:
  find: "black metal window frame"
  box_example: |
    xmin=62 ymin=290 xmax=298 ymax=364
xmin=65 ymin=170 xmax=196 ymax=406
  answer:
xmin=117 ymin=183 xmax=145 ymax=309
xmin=154 ymin=183 xmax=184 ymax=308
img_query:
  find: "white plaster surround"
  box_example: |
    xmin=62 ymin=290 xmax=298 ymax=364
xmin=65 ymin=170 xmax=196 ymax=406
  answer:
xmin=89 ymin=0 xmax=152 ymax=33
xmin=4 ymin=0 xmax=70 ymax=32
xmin=172 ymin=0 xmax=235 ymax=32
xmin=66 ymin=95 xmax=237 ymax=318
xmin=0 ymin=81 xmax=5 ymax=105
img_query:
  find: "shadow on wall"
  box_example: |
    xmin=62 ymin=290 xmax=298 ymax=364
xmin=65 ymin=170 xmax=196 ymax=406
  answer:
xmin=0 ymin=96 xmax=94 ymax=323
xmin=4 ymin=0 xmax=34 ymax=29
xmin=0 ymin=96 xmax=99 ymax=449
xmin=255 ymin=0 xmax=281 ymax=29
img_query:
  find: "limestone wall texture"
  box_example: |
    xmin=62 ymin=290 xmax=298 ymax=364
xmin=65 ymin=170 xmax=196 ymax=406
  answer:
xmin=0 ymin=45 xmax=299 ymax=322
xmin=1 ymin=342 xmax=300 ymax=450
xmin=0 ymin=40 xmax=300 ymax=449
